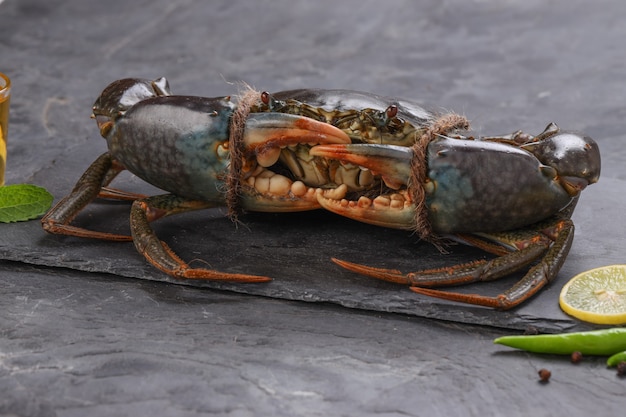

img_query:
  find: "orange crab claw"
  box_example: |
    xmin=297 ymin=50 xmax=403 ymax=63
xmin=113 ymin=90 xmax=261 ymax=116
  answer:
xmin=244 ymin=113 xmax=351 ymax=168
xmin=310 ymin=143 xmax=417 ymax=229
xmin=240 ymin=113 xmax=352 ymax=213
xmin=310 ymin=143 xmax=412 ymax=190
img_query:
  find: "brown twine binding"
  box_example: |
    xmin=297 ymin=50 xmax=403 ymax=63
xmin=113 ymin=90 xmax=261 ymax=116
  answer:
xmin=226 ymin=87 xmax=262 ymax=222
xmin=410 ymin=113 xmax=470 ymax=242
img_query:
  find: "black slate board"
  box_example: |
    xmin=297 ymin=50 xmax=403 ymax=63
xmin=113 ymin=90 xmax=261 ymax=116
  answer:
xmin=1 ymin=140 xmax=622 ymax=332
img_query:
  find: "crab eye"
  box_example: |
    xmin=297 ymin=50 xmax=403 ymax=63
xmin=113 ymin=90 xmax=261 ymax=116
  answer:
xmin=261 ymin=91 xmax=271 ymax=105
xmin=386 ymin=105 xmax=398 ymax=119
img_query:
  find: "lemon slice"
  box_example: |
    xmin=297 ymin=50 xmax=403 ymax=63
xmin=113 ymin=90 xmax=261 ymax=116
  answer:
xmin=559 ymin=265 xmax=626 ymax=325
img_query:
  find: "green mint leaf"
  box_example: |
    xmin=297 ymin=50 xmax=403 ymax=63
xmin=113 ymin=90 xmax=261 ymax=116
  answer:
xmin=0 ymin=184 xmax=54 ymax=223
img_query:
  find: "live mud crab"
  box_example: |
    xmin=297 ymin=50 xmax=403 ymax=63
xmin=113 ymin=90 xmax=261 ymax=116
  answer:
xmin=42 ymin=77 xmax=601 ymax=310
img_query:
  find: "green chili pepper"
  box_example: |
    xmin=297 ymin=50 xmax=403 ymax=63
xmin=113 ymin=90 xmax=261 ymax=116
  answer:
xmin=493 ymin=328 xmax=626 ymax=356
xmin=607 ymin=350 xmax=626 ymax=367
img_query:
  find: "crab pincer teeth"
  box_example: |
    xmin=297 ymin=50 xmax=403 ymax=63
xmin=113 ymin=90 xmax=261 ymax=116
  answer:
xmin=310 ymin=144 xmax=413 ymax=190
xmin=244 ymin=113 xmax=350 ymax=167
xmin=315 ymin=187 xmax=417 ymax=230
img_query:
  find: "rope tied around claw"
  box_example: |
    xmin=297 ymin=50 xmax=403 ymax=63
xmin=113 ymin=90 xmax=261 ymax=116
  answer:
xmin=410 ymin=113 xmax=470 ymax=242
xmin=226 ymin=87 xmax=261 ymax=222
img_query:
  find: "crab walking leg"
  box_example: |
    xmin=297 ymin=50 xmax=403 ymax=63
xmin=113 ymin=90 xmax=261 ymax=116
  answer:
xmin=331 ymin=242 xmax=548 ymax=287
xmin=410 ymin=218 xmax=575 ymax=309
xmin=332 ymin=216 xmax=574 ymax=308
xmin=130 ymin=194 xmax=271 ymax=283
xmin=41 ymin=152 xmax=132 ymax=241
xmin=331 ymin=224 xmax=559 ymax=286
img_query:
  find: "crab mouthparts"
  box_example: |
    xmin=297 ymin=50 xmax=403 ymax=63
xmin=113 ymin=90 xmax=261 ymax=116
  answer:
xmin=240 ymin=114 xmax=416 ymax=229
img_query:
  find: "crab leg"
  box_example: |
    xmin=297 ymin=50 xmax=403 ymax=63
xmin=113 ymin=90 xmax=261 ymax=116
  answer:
xmin=331 ymin=242 xmax=547 ymax=287
xmin=410 ymin=219 xmax=574 ymax=309
xmin=334 ymin=217 xmax=574 ymax=310
xmin=130 ymin=194 xmax=271 ymax=283
xmin=331 ymin=226 xmax=555 ymax=286
xmin=41 ymin=152 xmax=132 ymax=241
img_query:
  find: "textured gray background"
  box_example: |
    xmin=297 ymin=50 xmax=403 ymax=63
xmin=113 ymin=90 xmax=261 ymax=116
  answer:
xmin=1 ymin=0 xmax=625 ymax=415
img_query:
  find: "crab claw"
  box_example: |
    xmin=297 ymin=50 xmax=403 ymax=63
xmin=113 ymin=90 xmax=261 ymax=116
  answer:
xmin=310 ymin=144 xmax=416 ymax=229
xmin=311 ymin=144 xmax=413 ymax=189
xmin=521 ymin=131 xmax=601 ymax=197
xmin=244 ymin=113 xmax=351 ymax=167
xmin=240 ymin=113 xmax=351 ymax=212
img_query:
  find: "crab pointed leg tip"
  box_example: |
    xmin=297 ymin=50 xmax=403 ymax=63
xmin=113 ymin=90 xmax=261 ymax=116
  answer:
xmin=409 ymin=287 xmax=506 ymax=309
xmin=184 ymin=268 xmax=272 ymax=283
xmin=331 ymin=256 xmax=371 ymax=273
xmin=332 ymin=257 xmax=373 ymax=274
xmin=332 ymin=257 xmax=408 ymax=283
xmin=330 ymin=257 xmax=362 ymax=273
xmin=217 ymin=273 xmax=273 ymax=283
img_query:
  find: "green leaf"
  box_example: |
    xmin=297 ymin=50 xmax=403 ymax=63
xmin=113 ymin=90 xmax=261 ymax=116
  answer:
xmin=0 ymin=184 xmax=54 ymax=223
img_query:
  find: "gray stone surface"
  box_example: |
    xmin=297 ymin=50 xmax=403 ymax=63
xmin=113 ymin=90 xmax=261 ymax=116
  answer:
xmin=1 ymin=0 xmax=625 ymax=415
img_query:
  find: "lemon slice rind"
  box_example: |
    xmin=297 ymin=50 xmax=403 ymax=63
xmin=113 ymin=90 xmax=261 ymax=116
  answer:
xmin=559 ymin=265 xmax=626 ymax=325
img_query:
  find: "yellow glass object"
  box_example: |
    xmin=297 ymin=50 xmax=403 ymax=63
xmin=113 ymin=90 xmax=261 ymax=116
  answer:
xmin=0 ymin=72 xmax=10 ymax=186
